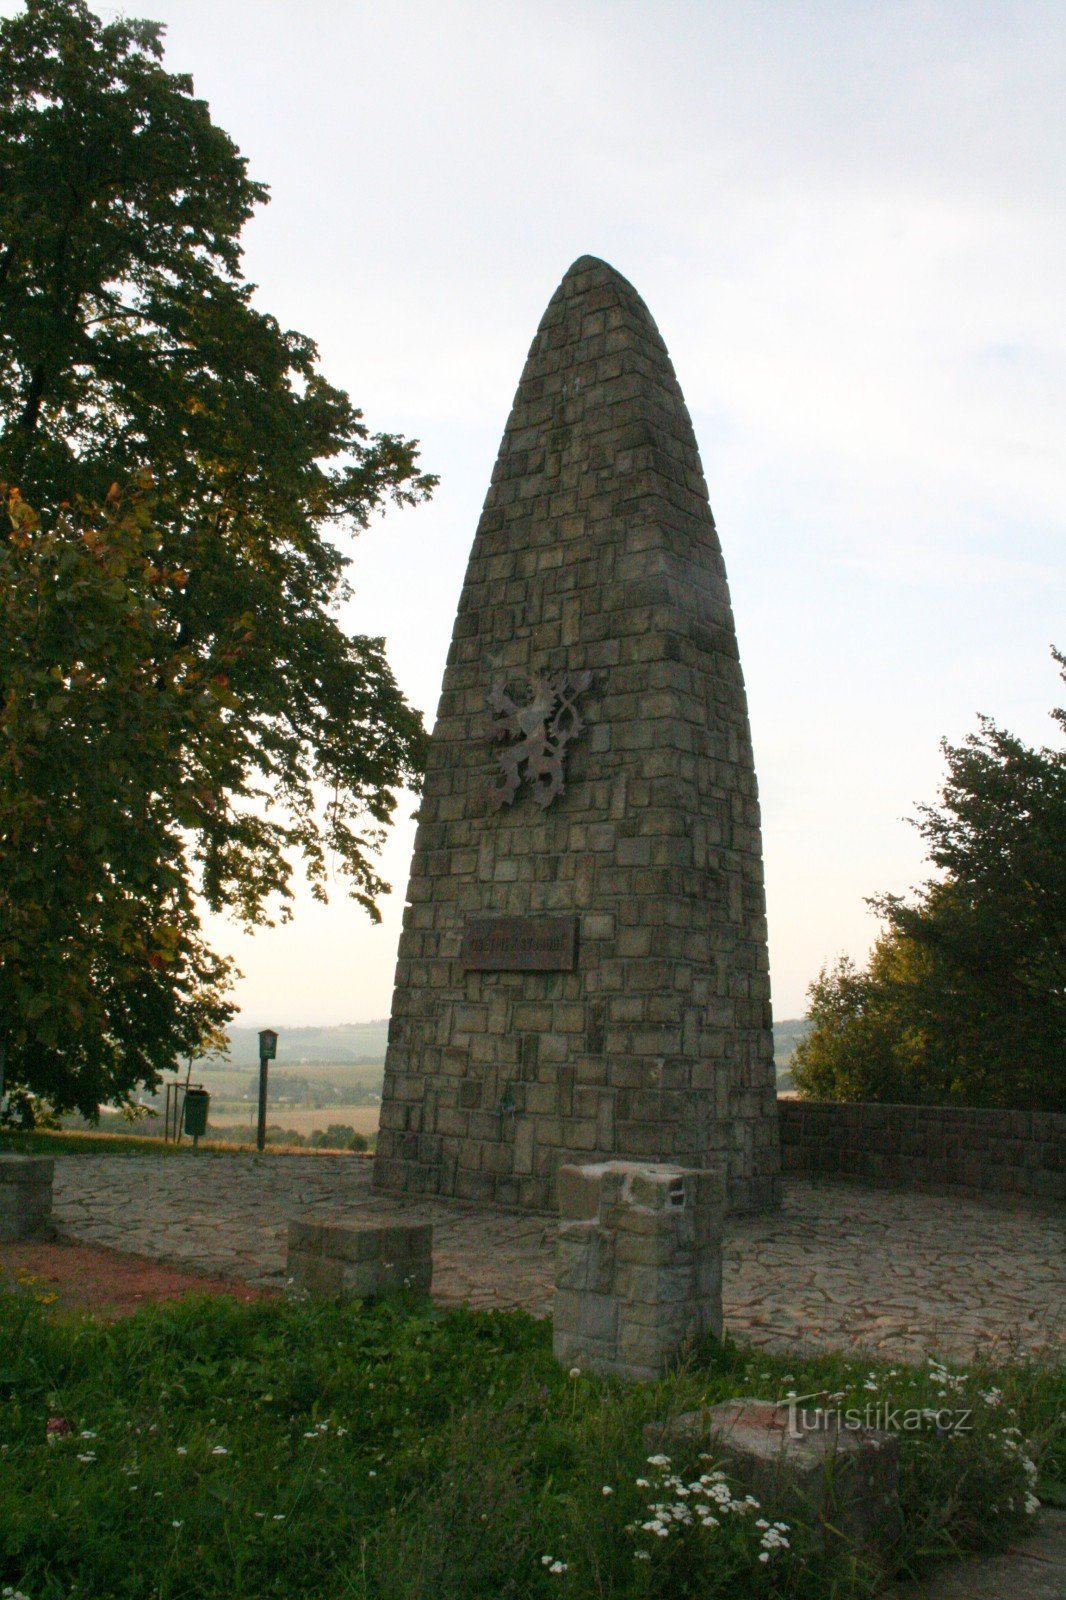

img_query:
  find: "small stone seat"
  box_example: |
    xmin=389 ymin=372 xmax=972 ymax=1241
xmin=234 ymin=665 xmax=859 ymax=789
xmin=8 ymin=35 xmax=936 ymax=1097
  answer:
xmin=0 ymin=1154 xmax=55 ymax=1241
xmin=286 ymin=1217 xmax=432 ymax=1301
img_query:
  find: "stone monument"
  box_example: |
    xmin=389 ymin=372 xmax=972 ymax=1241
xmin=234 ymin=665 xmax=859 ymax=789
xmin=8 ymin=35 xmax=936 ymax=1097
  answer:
xmin=373 ymin=255 xmax=779 ymax=1213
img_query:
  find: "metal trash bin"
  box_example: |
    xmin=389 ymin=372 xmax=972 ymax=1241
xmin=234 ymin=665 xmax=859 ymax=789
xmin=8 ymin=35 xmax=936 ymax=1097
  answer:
xmin=183 ymin=1087 xmax=210 ymax=1141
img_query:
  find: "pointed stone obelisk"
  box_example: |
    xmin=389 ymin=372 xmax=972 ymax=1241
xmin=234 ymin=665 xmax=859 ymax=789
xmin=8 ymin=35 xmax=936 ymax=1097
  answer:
xmin=373 ymin=256 xmax=779 ymax=1212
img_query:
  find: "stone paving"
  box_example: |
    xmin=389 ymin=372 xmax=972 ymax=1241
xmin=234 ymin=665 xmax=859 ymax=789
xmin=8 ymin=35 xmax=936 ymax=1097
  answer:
xmin=51 ymin=1152 xmax=1064 ymax=1363
xmin=884 ymin=1508 xmax=1066 ymax=1600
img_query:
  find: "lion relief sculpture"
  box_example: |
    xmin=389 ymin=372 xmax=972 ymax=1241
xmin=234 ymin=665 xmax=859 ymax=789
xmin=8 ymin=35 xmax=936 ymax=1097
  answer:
xmin=487 ymin=670 xmax=593 ymax=810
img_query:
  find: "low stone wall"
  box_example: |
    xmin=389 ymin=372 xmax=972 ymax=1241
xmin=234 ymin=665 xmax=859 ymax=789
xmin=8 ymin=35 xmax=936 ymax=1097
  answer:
xmin=778 ymin=1099 xmax=1064 ymax=1206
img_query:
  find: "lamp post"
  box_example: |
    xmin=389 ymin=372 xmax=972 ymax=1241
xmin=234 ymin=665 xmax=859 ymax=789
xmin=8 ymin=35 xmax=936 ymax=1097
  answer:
xmin=256 ymin=1029 xmax=278 ymax=1152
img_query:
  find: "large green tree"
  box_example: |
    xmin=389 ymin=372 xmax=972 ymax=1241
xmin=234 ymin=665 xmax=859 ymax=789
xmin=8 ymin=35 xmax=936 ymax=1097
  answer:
xmin=0 ymin=0 xmax=434 ymax=1117
xmin=0 ymin=483 xmax=236 ymax=1121
xmin=793 ymin=653 xmax=1066 ymax=1112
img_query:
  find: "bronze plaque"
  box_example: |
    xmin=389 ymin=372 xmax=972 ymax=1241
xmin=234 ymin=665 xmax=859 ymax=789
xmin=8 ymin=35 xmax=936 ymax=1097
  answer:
xmin=461 ymin=915 xmax=578 ymax=971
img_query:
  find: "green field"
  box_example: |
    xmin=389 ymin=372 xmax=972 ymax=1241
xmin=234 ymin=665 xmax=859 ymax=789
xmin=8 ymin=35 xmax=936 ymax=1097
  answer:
xmin=190 ymin=1060 xmax=384 ymax=1102
xmin=208 ymin=1104 xmax=380 ymax=1140
xmin=56 ymin=1060 xmax=382 ymax=1149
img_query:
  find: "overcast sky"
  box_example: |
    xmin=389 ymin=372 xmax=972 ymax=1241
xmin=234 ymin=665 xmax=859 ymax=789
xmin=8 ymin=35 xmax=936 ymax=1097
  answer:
xmin=13 ymin=1 xmax=1064 ymax=1024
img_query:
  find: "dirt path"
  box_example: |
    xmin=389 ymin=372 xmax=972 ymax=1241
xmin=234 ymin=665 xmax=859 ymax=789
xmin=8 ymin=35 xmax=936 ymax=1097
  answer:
xmin=0 ymin=1237 xmax=278 ymax=1320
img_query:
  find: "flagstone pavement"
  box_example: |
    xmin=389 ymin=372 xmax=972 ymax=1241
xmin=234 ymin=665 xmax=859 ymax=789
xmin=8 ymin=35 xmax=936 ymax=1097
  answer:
xmin=51 ymin=1152 xmax=1063 ymax=1363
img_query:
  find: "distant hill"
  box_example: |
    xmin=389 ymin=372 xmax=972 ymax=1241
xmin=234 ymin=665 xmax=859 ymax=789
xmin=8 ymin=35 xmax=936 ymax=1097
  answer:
xmin=198 ymin=1022 xmax=390 ymax=1069
xmin=773 ymin=1017 xmax=808 ymax=1068
xmin=197 ymin=1016 xmax=808 ymax=1073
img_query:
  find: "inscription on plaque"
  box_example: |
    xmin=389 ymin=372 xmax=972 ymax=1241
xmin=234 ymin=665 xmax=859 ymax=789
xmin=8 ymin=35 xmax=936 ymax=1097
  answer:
xmin=461 ymin=916 xmax=578 ymax=972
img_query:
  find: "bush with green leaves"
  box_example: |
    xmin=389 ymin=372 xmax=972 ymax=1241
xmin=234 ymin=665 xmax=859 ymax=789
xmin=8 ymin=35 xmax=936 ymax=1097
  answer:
xmin=795 ymin=650 xmax=1065 ymax=1111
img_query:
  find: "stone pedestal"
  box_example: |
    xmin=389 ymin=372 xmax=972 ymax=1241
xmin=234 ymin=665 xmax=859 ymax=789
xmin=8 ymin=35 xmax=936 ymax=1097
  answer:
xmin=0 ymin=1155 xmax=54 ymax=1240
xmin=287 ymin=1219 xmax=432 ymax=1301
xmin=553 ymin=1160 xmax=722 ymax=1381
xmin=646 ymin=1399 xmax=901 ymax=1556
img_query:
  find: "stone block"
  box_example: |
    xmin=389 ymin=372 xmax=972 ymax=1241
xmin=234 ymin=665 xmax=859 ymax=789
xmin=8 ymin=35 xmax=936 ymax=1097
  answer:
xmin=287 ymin=1217 xmax=432 ymax=1302
xmin=288 ymin=1253 xmax=343 ymax=1296
xmin=645 ymin=1398 xmax=900 ymax=1559
xmin=0 ymin=1155 xmax=54 ymax=1241
xmin=557 ymin=1162 xmax=607 ymax=1219
xmin=577 ymin=1291 xmax=619 ymax=1342
xmin=553 ymin=1160 xmax=722 ymax=1380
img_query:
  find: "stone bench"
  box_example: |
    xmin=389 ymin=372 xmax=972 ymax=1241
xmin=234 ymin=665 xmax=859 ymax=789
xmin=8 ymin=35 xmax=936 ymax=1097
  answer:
xmin=287 ymin=1218 xmax=432 ymax=1301
xmin=553 ymin=1160 xmax=723 ymax=1381
xmin=0 ymin=1155 xmax=55 ymax=1241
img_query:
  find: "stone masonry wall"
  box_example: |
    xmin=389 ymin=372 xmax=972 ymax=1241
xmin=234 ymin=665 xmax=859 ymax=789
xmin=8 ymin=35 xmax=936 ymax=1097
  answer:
xmin=779 ymin=1100 xmax=1065 ymax=1206
xmin=373 ymin=256 xmax=779 ymax=1213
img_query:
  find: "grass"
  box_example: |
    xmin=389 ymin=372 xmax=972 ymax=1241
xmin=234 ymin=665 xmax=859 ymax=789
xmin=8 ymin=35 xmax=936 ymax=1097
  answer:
xmin=0 ymin=1282 xmax=1061 ymax=1600
xmin=0 ymin=1128 xmax=199 ymax=1157
xmin=0 ymin=1129 xmax=373 ymax=1158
